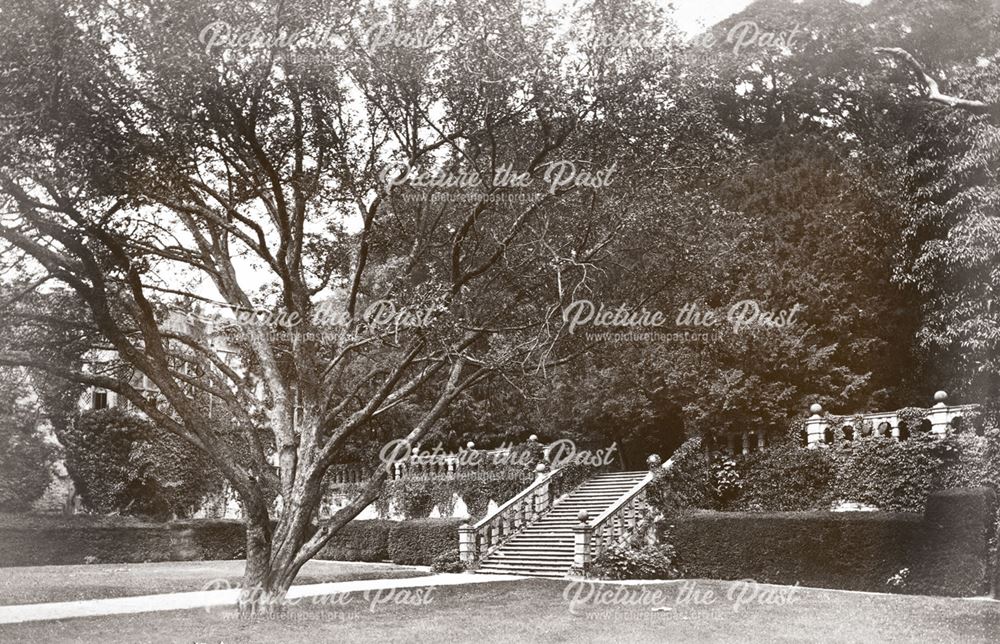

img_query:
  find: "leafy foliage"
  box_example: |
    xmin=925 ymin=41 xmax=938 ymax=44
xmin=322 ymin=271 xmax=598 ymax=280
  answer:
xmin=589 ymin=543 xmax=680 ymax=580
xmin=430 ymin=548 xmax=467 ymax=573
xmin=0 ymin=369 xmax=55 ymax=512
xmin=647 ymin=437 xmax=716 ymax=514
xmin=0 ymin=429 xmax=53 ymax=513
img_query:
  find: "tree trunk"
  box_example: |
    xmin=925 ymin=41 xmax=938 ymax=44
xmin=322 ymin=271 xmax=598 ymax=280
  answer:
xmin=237 ymin=500 xmax=285 ymax=618
xmin=236 ymin=483 xmax=320 ymax=617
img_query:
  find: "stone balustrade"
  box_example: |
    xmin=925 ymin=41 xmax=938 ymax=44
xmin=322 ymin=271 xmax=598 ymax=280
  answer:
xmin=803 ymin=390 xmax=979 ymax=448
xmin=326 ymin=464 xmax=369 ymax=486
xmin=725 ymin=429 xmax=769 ymax=456
xmin=572 ymin=453 xmax=668 ymax=570
xmin=459 ymin=462 xmax=572 ymax=565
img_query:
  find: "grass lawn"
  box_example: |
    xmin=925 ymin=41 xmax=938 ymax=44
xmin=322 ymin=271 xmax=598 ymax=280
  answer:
xmin=0 ymin=560 xmax=427 ymax=605
xmin=0 ymin=578 xmax=997 ymax=643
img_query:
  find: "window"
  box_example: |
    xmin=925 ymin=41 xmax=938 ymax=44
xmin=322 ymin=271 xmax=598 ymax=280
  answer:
xmin=92 ymin=389 xmax=109 ymax=410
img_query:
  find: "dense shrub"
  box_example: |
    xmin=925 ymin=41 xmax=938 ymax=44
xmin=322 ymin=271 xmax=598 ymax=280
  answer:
xmin=0 ymin=369 xmax=57 ymax=512
xmin=430 ymin=548 xmax=466 ymax=573
xmin=590 ymin=543 xmax=679 ymax=580
xmin=0 ymin=426 xmax=55 ymax=512
xmin=664 ymin=488 xmax=996 ymax=597
xmin=907 ymin=488 xmax=997 ymax=596
xmin=315 ymin=520 xmax=394 ymax=562
xmin=387 ymin=518 xmax=465 ymax=565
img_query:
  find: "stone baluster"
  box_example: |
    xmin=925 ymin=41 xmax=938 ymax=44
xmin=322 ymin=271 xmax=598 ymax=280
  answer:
xmin=533 ymin=463 xmax=549 ymax=517
xmin=741 ymin=431 xmax=750 ymax=455
xmin=757 ymin=430 xmax=766 ymax=451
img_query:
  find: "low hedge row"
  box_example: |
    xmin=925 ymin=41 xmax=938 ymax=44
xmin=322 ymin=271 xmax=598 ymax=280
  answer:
xmin=314 ymin=520 xmax=396 ymax=562
xmin=314 ymin=517 xmax=465 ymax=565
xmin=663 ymin=487 xmax=996 ymax=596
xmin=386 ymin=518 xmax=464 ymax=565
xmin=0 ymin=514 xmax=463 ymax=567
xmin=0 ymin=517 xmax=245 ymax=567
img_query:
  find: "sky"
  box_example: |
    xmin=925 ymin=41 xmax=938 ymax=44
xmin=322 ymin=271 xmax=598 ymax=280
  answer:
xmin=669 ymin=0 xmax=872 ymax=35
xmin=669 ymin=0 xmax=756 ymax=34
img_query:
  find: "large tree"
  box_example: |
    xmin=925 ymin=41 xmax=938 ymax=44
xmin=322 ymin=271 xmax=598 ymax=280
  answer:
xmin=0 ymin=0 xmax=687 ymax=610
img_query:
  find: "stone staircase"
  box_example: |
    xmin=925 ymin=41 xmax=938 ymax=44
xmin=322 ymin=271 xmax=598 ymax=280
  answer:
xmin=476 ymin=471 xmax=649 ymax=577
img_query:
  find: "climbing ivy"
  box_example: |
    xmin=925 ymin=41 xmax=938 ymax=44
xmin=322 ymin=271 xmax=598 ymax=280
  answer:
xmin=59 ymin=408 xmax=223 ymax=519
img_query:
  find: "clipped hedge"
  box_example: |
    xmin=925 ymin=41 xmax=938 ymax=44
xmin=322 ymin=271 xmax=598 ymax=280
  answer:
xmin=387 ymin=518 xmax=465 ymax=565
xmin=314 ymin=520 xmax=395 ymax=562
xmin=0 ymin=513 xmax=466 ymax=568
xmin=663 ymin=488 xmax=996 ymax=597
xmin=0 ymin=514 xmax=244 ymax=567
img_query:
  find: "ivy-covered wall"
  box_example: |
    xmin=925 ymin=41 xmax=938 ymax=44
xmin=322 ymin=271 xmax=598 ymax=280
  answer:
xmin=650 ymin=430 xmax=1000 ymax=515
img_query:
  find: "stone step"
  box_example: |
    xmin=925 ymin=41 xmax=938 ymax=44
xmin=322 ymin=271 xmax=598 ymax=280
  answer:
xmin=482 ymin=556 xmax=573 ymax=566
xmin=479 ymin=560 xmax=572 ymax=570
xmin=477 ymin=567 xmax=569 ymax=577
xmin=470 ymin=470 xmax=651 ymax=577
xmin=494 ymin=548 xmax=574 ymax=556
xmin=590 ymin=472 xmax=647 ymax=478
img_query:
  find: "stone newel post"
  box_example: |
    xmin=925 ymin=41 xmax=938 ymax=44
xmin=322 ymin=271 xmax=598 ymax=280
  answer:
xmin=927 ymin=390 xmax=952 ymax=436
xmin=804 ymin=403 xmax=828 ymax=448
xmin=458 ymin=524 xmax=476 ymax=565
xmin=573 ymin=510 xmax=592 ymax=569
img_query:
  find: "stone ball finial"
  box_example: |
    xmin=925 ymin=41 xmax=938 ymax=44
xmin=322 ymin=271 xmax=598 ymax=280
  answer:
xmin=528 ymin=434 xmax=538 ymax=442
xmin=809 ymin=403 xmax=823 ymax=415
xmin=578 ymin=509 xmax=590 ymax=523
xmin=647 ymin=454 xmax=663 ymax=470
xmin=535 ymin=463 xmax=548 ymax=473
xmin=466 ymin=441 xmax=476 ymax=450
xmin=934 ymin=390 xmax=948 ymax=404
